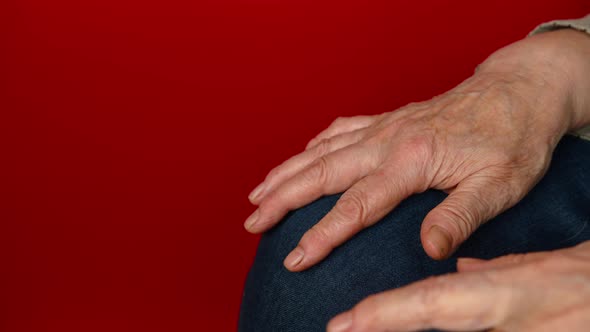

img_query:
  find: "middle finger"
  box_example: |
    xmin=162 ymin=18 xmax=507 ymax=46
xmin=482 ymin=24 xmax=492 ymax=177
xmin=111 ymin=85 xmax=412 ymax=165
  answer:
xmin=244 ymin=141 xmax=382 ymax=233
xmin=249 ymin=128 xmax=369 ymax=204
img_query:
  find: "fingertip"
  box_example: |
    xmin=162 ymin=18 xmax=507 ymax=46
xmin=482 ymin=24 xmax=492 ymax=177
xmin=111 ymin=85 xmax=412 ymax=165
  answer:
xmin=327 ymin=311 xmax=352 ymax=332
xmin=243 ymin=209 xmax=276 ymax=234
xmin=423 ymin=224 xmax=453 ymax=260
xmin=244 ymin=221 xmax=275 ymax=234
xmin=243 ymin=226 xmax=264 ymax=234
xmin=283 ymin=246 xmax=305 ymax=271
xmin=247 ymin=194 xmax=261 ymax=205
xmin=248 ymin=182 xmax=266 ymax=204
xmin=244 ymin=209 xmax=260 ymax=232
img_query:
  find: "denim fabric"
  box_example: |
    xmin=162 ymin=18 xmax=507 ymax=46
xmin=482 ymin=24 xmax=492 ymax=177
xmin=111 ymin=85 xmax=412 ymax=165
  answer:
xmin=238 ymin=135 xmax=590 ymax=332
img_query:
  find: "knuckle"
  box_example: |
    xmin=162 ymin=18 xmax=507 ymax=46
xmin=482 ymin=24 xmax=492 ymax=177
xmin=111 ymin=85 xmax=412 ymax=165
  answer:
xmin=306 ymin=156 xmax=330 ymax=185
xmin=257 ymin=198 xmax=287 ymax=223
xmin=417 ymin=277 xmax=446 ymax=307
xmin=370 ymin=120 xmax=402 ymax=140
xmin=411 ymin=277 xmax=449 ymax=325
xmin=492 ymin=179 xmax=521 ymax=207
xmin=439 ymin=187 xmax=497 ymax=234
xmin=304 ymin=224 xmax=332 ymax=249
xmin=436 ymin=201 xmax=478 ymax=240
xmin=399 ymin=135 xmax=433 ymax=161
xmin=313 ymin=138 xmax=332 ymax=156
xmin=336 ymin=191 xmax=369 ymax=228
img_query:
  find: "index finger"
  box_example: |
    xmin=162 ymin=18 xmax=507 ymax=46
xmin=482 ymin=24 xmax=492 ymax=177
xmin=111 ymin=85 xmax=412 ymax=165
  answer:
xmin=327 ymin=272 xmax=512 ymax=332
xmin=283 ymin=148 xmax=426 ymax=271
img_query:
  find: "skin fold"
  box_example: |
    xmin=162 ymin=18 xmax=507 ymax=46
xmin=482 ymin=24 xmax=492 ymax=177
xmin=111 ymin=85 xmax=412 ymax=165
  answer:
xmin=245 ymin=28 xmax=590 ymax=331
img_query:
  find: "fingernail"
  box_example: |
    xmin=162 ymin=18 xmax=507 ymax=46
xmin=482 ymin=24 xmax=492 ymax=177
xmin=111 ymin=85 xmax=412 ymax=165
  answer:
xmin=284 ymin=247 xmax=304 ymax=269
xmin=327 ymin=312 xmax=352 ymax=332
xmin=244 ymin=209 xmax=260 ymax=231
xmin=427 ymin=225 xmax=452 ymax=258
xmin=248 ymin=182 xmax=266 ymax=202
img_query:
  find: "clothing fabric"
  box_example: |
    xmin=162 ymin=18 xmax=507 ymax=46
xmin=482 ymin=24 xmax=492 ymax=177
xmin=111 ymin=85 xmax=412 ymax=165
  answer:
xmin=238 ymin=135 xmax=590 ymax=332
xmin=531 ymin=14 xmax=590 ymax=36
xmin=239 ymin=16 xmax=590 ymax=331
xmin=529 ymin=14 xmax=590 ymax=140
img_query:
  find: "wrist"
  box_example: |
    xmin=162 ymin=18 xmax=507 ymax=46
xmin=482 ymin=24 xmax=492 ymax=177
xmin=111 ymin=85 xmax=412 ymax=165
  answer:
xmin=478 ymin=29 xmax=590 ymax=134
xmin=552 ymin=29 xmax=590 ymax=131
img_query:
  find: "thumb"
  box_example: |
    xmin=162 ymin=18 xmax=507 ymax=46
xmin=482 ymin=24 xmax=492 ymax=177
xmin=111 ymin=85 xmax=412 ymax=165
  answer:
xmin=420 ymin=177 xmax=514 ymax=260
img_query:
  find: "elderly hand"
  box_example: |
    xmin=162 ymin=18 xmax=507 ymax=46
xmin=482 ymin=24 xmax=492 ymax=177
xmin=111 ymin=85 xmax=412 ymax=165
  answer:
xmin=244 ymin=29 xmax=590 ymax=271
xmin=326 ymin=240 xmax=590 ymax=332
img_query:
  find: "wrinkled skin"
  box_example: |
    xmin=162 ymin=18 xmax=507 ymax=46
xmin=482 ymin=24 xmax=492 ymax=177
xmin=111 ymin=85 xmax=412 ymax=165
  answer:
xmin=245 ymin=28 xmax=590 ymax=331
xmin=327 ymin=242 xmax=590 ymax=332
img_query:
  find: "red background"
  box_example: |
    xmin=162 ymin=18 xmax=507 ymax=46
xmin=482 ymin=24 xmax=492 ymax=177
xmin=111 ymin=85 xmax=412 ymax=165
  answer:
xmin=1 ymin=0 xmax=588 ymax=331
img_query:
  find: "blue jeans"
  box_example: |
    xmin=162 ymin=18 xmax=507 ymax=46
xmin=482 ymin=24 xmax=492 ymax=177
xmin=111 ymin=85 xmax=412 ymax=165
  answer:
xmin=238 ymin=135 xmax=590 ymax=332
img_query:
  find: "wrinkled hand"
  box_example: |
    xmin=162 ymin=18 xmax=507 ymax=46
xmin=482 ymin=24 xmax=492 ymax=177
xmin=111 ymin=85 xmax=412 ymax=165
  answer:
xmin=244 ymin=29 xmax=590 ymax=271
xmin=327 ymin=241 xmax=590 ymax=332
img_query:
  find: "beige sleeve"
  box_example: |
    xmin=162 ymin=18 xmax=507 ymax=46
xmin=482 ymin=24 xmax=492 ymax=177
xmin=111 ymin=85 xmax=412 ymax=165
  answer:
xmin=529 ymin=14 xmax=590 ymax=140
xmin=529 ymin=14 xmax=590 ymax=36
